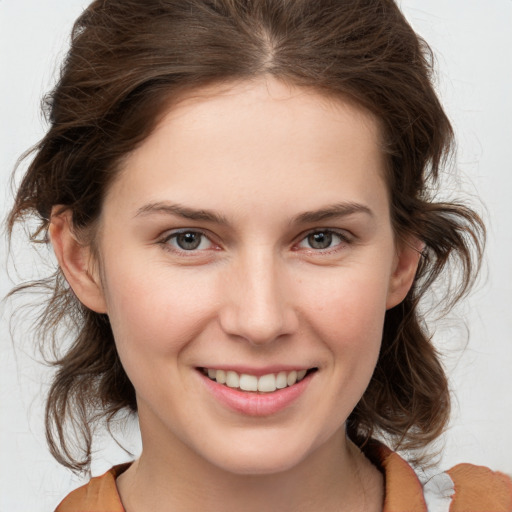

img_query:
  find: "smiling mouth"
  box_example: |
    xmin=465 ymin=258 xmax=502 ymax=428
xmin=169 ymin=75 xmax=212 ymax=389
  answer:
xmin=200 ymin=368 xmax=318 ymax=393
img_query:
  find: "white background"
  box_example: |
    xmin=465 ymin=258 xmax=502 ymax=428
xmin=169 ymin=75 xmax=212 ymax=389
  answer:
xmin=1 ymin=1 xmax=511 ymax=510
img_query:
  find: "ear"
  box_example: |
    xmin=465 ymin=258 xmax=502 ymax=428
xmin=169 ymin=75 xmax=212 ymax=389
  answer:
xmin=49 ymin=207 xmax=107 ymax=314
xmin=386 ymin=237 xmax=423 ymax=310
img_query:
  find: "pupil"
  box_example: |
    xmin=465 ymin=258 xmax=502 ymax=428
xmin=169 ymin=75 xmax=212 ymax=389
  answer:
xmin=177 ymin=232 xmax=201 ymax=250
xmin=309 ymin=232 xmax=332 ymax=249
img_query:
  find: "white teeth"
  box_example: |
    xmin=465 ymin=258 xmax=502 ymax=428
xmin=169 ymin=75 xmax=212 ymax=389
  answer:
xmin=287 ymin=370 xmax=298 ymax=386
xmin=205 ymin=368 xmax=311 ymax=393
xmin=239 ymin=374 xmax=258 ymax=391
xmin=276 ymin=371 xmax=288 ymax=389
xmin=226 ymin=371 xmax=239 ymax=388
xmin=257 ymin=373 xmax=276 ymax=392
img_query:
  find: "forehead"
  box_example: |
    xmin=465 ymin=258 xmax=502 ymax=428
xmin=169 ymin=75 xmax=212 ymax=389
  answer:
xmin=153 ymin=78 xmax=383 ymax=157
xmin=107 ymin=77 xmax=388 ymax=220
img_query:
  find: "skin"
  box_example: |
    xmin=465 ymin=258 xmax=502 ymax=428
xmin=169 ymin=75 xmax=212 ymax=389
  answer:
xmin=50 ymin=77 xmax=421 ymax=511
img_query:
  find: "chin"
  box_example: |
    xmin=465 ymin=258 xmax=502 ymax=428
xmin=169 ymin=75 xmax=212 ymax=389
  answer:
xmin=196 ymin=429 xmax=327 ymax=476
xmin=213 ymin=450 xmax=307 ymax=476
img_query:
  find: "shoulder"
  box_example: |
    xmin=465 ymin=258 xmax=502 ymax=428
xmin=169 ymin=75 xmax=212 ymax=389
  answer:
xmin=444 ymin=463 xmax=512 ymax=512
xmin=55 ymin=463 xmax=130 ymax=512
xmin=364 ymin=441 xmax=512 ymax=512
xmin=422 ymin=464 xmax=512 ymax=512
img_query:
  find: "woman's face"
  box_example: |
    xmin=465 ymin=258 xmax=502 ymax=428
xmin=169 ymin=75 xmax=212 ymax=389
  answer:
xmin=80 ymin=78 xmax=417 ymax=474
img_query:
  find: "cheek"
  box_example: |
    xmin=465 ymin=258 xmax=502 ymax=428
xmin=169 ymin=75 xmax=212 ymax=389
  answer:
xmin=288 ymin=271 xmax=388 ymax=433
xmin=297 ymin=267 xmax=390 ymax=344
xmin=101 ymin=261 xmax=218 ymax=360
xmin=295 ymin=265 xmax=390 ymax=399
xmin=100 ymin=265 xmax=222 ymax=411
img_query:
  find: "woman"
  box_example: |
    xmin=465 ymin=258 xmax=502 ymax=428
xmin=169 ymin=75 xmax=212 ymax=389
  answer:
xmin=5 ymin=0 xmax=512 ymax=510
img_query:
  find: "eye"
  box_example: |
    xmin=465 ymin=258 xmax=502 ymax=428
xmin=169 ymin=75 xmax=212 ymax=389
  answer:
xmin=297 ymin=230 xmax=349 ymax=251
xmin=162 ymin=230 xmax=214 ymax=251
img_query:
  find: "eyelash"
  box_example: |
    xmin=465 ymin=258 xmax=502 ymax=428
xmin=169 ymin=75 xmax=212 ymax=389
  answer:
xmin=159 ymin=229 xmax=217 ymax=254
xmin=158 ymin=228 xmax=352 ymax=255
xmin=294 ymin=229 xmax=352 ymax=253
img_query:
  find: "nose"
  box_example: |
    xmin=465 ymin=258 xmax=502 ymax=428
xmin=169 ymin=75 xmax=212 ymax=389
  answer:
xmin=218 ymin=249 xmax=298 ymax=346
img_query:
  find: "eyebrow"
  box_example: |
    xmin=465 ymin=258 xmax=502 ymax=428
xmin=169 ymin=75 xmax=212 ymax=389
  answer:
xmin=134 ymin=201 xmax=230 ymax=225
xmin=291 ymin=202 xmax=374 ymax=224
xmin=134 ymin=201 xmax=373 ymax=225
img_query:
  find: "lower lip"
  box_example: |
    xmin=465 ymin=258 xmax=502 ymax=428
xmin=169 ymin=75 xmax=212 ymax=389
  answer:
xmin=199 ymin=371 xmax=313 ymax=416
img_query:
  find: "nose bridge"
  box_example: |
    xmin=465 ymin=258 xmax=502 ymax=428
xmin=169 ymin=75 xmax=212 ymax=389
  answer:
xmin=219 ymin=245 xmax=297 ymax=345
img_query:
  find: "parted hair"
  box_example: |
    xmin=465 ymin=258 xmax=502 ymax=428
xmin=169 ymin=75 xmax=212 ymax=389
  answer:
xmin=7 ymin=0 xmax=484 ymax=472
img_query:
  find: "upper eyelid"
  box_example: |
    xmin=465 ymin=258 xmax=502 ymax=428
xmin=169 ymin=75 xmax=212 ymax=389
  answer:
xmin=160 ymin=227 xmax=211 ymax=241
xmin=159 ymin=228 xmax=217 ymax=251
xmin=291 ymin=229 xmax=353 ymax=255
xmin=295 ymin=227 xmax=353 ymax=242
xmin=157 ymin=227 xmax=353 ymax=251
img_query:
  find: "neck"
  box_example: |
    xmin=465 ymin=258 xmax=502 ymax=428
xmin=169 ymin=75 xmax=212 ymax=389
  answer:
xmin=117 ymin=428 xmax=383 ymax=512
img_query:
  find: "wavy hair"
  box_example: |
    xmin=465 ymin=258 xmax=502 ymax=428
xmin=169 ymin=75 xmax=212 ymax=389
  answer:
xmin=7 ymin=0 xmax=484 ymax=472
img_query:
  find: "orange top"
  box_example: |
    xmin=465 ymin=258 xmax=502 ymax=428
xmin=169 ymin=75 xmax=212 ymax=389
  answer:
xmin=55 ymin=443 xmax=512 ymax=512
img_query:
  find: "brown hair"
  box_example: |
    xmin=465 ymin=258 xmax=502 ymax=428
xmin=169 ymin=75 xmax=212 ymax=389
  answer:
xmin=7 ymin=0 xmax=484 ymax=472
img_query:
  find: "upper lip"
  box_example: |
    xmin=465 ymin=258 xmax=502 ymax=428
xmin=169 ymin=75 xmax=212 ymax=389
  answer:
xmin=197 ymin=365 xmax=316 ymax=377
